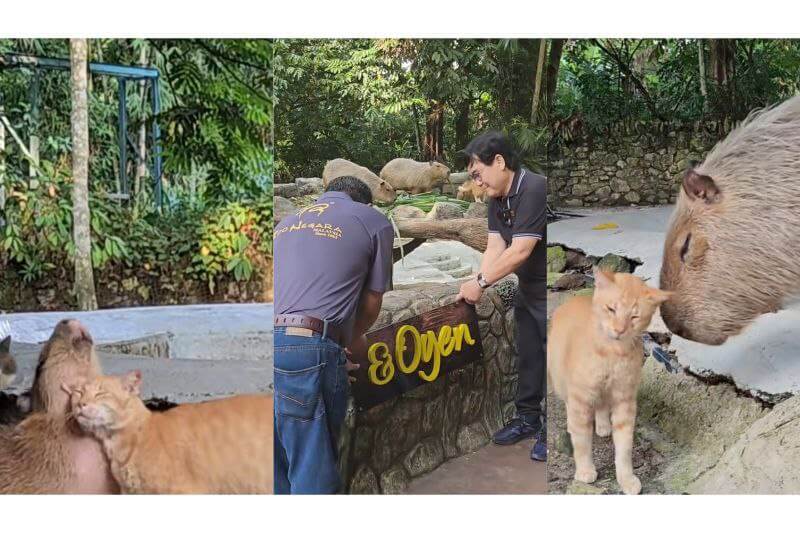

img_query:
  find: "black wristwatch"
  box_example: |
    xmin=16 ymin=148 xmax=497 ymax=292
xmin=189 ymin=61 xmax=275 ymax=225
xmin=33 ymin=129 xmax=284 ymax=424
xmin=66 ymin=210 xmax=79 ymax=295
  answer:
xmin=476 ymin=272 xmax=491 ymax=289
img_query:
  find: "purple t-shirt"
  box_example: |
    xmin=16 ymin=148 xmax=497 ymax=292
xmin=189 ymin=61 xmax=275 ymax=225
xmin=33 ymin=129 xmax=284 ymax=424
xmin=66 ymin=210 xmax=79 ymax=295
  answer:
xmin=274 ymin=191 xmax=394 ymax=344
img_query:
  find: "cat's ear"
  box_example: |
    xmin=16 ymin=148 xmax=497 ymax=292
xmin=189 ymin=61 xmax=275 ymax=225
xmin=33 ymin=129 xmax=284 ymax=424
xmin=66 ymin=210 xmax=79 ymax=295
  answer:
xmin=593 ymin=268 xmax=615 ymax=290
xmin=647 ymin=288 xmax=673 ymax=305
xmin=122 ymin=370 xmax=142 ymax=396
xmin=0 ymin=336 xmax=10 ymax=352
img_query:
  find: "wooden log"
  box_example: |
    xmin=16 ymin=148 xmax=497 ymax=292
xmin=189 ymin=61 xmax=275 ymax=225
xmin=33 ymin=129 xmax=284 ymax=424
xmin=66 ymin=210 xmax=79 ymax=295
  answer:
xmin=392 ymin=237 xmax=426 ymax=263
xmin=394 ymin=217 xmax=488 ymax=252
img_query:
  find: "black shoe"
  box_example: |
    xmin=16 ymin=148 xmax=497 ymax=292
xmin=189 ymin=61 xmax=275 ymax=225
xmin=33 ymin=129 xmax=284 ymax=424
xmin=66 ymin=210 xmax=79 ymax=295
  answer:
xmin=492 ymin=416 xmax=540 ymax=445
xmin=531 ymin=421 xmax=547 ymax=462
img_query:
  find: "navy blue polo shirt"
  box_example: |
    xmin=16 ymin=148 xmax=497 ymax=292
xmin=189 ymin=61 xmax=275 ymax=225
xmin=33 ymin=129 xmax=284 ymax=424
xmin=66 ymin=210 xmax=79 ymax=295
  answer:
xmin=487 ymin=167 xmax=547 ymax=300
xmin=274 ymin=191 xmax=395 ymax=345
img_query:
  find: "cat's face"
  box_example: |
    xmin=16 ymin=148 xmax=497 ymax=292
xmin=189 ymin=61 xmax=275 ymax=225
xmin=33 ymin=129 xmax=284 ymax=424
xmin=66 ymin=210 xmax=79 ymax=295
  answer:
xmin=65 ymin=372 xmax=142 ymax=436
xmin=592 ymin=269 xmax=672 ymax=342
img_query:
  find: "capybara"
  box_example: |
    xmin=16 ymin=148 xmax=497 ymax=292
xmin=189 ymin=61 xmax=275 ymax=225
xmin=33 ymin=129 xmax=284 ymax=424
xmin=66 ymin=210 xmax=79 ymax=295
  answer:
xmin=322 ymin=158 xmax=397 ymax=204
xmin=456 ymin=179 xmax=487 ymax=203
xmin=660 ymin=95 xmax=800 ymax=345
xmin=379 ymin=158 xmax=450 ymax=194
xmin=31 ymin=318 xmax=102 ymax=415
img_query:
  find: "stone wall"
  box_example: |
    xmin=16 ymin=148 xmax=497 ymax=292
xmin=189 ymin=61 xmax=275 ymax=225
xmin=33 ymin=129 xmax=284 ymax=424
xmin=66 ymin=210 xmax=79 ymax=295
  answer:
xmin=337 ymin=281 xmax=518 ymax=494
xmin=546 ymin=124 xmax=724 ymax=208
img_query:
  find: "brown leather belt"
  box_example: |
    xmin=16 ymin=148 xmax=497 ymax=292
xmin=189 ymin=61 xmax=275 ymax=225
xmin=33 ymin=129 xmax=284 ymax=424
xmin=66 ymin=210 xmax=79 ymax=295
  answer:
xmin=274 ymin=314 xmax=345 ymax=346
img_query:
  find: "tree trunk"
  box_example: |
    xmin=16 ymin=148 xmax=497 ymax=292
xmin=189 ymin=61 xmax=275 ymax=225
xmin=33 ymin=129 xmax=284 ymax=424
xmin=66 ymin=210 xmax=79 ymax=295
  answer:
xmin=544 ymin=39 xmax=566 ymax=122
xmin=454 ymin=98 xmax=470 ymax=153
xmin=423 ymin=100 xmax=445 ymax=161
xmin=530 ymin=39 xmax=547 ymax=125
xmin=135 ymin=45 xmax=149 ymax=207
xmin=69 ymin=39 xmax=98 ymax=311
xmin=412 ymin=104 xmax=423 ymax=159
xmin=709 ymin=39 xmax=737 ymax=121
xmin=697 ymin=39 xmax=708 ymax=112
xmin=394 ymin=217 xmax=488 ymax=252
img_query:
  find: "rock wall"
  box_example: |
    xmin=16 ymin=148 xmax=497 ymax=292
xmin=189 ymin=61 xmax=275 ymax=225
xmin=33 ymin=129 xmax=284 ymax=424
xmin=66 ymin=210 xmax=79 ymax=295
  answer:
xmin=546 ymin=125 xmax=723 ymax=207
xmin=337 ymin=281 xmax=518 ymax=494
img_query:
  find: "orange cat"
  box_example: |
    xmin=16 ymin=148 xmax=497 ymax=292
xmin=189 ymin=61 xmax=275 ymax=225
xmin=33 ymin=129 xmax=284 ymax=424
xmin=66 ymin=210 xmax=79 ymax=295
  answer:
xmin=456 ymin=179 xmax=486 ymax=203
xmin=65 ymin=372 xmax=273 ymax=494
xmin=548 ymin=268 xmax=671 ymax=495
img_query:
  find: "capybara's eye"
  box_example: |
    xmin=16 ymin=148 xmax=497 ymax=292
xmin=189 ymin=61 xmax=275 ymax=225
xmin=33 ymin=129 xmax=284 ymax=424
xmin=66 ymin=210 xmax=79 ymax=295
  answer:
xmin=680 ymin=233 xmax=692 ymax=263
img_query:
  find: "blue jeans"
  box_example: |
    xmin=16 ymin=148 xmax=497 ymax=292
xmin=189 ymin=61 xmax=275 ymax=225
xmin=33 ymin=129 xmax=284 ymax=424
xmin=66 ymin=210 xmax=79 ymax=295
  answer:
xmin=273 ymin=326 xmax=349 ymax=494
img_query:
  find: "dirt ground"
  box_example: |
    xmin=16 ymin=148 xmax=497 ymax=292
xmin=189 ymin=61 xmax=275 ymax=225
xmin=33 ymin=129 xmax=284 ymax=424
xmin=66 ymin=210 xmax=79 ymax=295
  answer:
xmin=546 ymin=289 xmax=684 ymax=495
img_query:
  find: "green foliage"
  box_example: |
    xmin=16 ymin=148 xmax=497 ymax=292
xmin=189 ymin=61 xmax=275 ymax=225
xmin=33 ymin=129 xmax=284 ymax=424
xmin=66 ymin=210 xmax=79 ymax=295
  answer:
xmin=554 ymin=39 xmax=800 ymax=136
xmin=0 ymin=38 xmax=273 ymax=207
xmin=0 ymin=39 xmax=273 ymax=303
xmin=1 ymin=167 xmax=272 ymax=292
xmin=275 ymin=39 xmax=544 ymax=181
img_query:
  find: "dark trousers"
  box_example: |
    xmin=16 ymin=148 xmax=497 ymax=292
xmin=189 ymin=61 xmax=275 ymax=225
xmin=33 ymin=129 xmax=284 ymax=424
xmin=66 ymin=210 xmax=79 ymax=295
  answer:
xmin=273 ymin=327 xmax=349 ymax=494
xmin=514 ymin=294 xmax=547 ymax=423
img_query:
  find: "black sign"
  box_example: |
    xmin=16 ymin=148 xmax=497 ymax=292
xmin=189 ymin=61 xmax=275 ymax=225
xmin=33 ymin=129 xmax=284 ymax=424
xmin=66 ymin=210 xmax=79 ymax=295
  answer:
xmin=350 ymin=301 xmax=483 ymax=411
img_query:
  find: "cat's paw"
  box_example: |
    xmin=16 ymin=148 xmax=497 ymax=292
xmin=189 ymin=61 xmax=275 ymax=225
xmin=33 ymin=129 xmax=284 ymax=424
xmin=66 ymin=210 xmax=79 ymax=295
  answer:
xmin=574 ymin=467 xmax=598 ymax=484
xmin=595 ymin=422 xmax=612 ymax=438
xmin=618 ymin=475 xmax=642 ymax=495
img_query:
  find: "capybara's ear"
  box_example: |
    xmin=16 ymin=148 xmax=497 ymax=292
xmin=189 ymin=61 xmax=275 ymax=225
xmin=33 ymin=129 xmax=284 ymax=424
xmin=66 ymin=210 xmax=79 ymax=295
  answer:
xmin=593 ymin=268 xmax=615 ymax=289
xmin=682 ymin=168 xmax=721 ymax=204
xmin=60 ymin=382 xmax=74 ymax=396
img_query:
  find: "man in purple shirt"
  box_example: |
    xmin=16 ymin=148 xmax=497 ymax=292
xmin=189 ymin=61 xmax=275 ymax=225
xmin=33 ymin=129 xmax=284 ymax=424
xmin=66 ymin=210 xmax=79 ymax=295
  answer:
xmin=273 ymin=175 xmax=394 ymax=494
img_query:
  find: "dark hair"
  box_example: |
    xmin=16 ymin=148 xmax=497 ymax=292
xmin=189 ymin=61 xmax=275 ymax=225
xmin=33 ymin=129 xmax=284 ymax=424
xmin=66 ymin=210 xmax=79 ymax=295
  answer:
xmin=325 ymin=175 xmax=373 ymax=204
xmin=461 ymin=130 xmax=520 ymax=171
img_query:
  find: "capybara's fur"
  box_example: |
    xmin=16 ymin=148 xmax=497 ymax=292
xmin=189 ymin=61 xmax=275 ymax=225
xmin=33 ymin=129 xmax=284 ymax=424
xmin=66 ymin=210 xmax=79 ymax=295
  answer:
xmin=0 ymin=412 xmax=117 ymax=494
xmin=660 ymin=95 xmax=800 ymax=345
xmin=31 ymin=319 xmax=102 ymax=415
xmin=456 ymin=179 xmax=487 ymax=203
xmin=322 ymin=158 xmax=397 ymax=204
xmin=379 ymin=158 xmax=450 ymax=194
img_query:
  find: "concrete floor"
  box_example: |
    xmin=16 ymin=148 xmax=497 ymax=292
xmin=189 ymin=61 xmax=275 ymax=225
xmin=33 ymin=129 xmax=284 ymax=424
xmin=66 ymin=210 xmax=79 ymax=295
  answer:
xmin=2 ymin=303 xmax=273 ymax=361
xmin=550 ymin=206 xmax=800 ymax=397
xmin=6 ymin=342 xmax=272 ymax=403
xmin=2 ymin=304 xmax=274 ymax=402
xmin=407 ymin=440 xmax=547 ymax=494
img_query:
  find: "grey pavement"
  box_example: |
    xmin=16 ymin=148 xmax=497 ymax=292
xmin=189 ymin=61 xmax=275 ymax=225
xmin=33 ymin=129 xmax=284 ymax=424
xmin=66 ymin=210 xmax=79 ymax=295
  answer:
xmin=1 ymin=303 xmax=274 ymax=403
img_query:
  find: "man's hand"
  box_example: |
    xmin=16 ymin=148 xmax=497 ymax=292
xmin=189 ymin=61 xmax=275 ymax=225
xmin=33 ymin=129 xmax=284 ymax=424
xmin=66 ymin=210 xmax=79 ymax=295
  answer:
xmin=457 ymin=279 xmax=484 ymax=305
xmin=344 ymin=334 xmax=367 ymax=383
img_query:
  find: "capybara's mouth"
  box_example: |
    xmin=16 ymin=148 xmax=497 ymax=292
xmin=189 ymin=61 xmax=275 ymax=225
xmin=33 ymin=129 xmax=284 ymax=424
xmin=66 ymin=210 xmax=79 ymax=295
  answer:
xmin=660 ymin=303 xmax=727 ymax=346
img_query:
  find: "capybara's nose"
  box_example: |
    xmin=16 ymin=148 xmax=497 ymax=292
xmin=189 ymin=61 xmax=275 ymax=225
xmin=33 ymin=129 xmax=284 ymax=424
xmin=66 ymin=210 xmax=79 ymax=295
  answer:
xmin=66 ymin=320 xmax=93 ymax=345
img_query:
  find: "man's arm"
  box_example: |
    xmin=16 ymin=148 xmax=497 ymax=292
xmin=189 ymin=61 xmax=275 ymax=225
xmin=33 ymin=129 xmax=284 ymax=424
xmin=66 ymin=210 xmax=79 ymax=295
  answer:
xmin=351 ymin=289 xmax=384 ymax=340
xmin=479 ymin=232 xmax=507 ymax=274
xmin=481 ymin=236 xmax=538 ymax=285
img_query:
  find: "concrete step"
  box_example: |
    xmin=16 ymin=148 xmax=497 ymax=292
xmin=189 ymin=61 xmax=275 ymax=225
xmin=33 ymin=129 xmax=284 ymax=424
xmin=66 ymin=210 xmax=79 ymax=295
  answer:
xmin=428 ymin=258 xmax=461 ymax=271
xmin=6 ymin=342 xmax=272 ymax=403
xmin=447 ymin=265 xmax=474 ymax=278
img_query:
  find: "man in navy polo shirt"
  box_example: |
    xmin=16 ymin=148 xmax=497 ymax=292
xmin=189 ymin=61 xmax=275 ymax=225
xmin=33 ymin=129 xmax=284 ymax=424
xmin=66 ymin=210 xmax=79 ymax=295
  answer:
xmin=458 ymin=131 xmax=548 ymax=462
xmin=273 ymin=175 xmax=394 ymax=494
